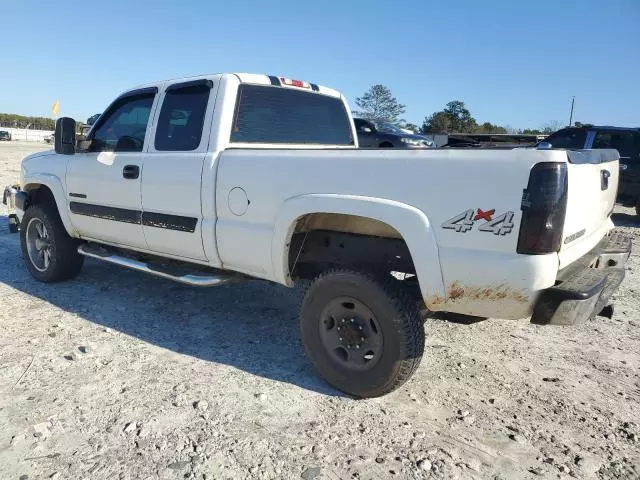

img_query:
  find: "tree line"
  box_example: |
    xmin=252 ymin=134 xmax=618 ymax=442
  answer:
xmin=354 ymin=85 xmax=564 ymax=135
xmin=2 ymin=85 xmax=566 ymax=136
xmin=0 ymin=113 xmax=55 ymax=131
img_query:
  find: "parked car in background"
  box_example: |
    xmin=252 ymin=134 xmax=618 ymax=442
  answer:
xmin=44 ymin=133 xmax=55 ymax=144
xmin=0 ymin=130 xmax=12 ymax=141
xmin=87 ymin=113 xmax=101 ymax=126
xmin=354 ymin=118 xmax=434 ymax=148
xmin=440 ymin=133 xmax=543 ymax=148
xmin=543 ymin=125 xmax=640 ymax=216
xmin=76 ymin=114 xmax=101 ymax=139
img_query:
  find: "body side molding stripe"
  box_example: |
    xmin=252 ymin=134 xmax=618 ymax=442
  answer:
xmin=141 ymin=212 xmax=197 ymax=233
xmin=70 ymin=201 xmax=141 ymax=224
xmin=69 ymin=202 xmax=197 ymax=232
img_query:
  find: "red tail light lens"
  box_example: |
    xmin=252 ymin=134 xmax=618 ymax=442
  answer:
xmin=517 ymin=162 xmax=568 ymax=254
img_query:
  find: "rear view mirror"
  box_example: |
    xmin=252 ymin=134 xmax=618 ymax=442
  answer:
xmin=54 ymin=117 xmax=76 ymax=155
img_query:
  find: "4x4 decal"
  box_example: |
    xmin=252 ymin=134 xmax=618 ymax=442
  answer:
xmin=442 ymin=208 xmax=515 ymax=235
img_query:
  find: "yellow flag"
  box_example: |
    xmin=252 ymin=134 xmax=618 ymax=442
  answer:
xmin=52 ymin=100 xmax=60 ymax=117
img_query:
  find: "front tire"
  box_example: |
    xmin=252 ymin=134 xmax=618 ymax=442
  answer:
xmin=20 ymin=204 xmax=84 ymax=282
xmin=300 ymin=269 xmax=425 ymax=398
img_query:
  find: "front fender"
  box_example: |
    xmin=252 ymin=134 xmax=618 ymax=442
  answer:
xmin=22 ymin=173 xmax=76 ymax=236
xmin=271 ymin=194 xmax=445 ymax=303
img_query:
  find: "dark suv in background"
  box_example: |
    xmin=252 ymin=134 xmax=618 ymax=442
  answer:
xmin=544 ymin=125 xmax=640 ymax=217
xmin=354 ymin=118 xmax=434 ymax=149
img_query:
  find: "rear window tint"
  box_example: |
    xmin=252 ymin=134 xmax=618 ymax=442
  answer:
xmin=231 ymin=85 xmax=353 ymax=145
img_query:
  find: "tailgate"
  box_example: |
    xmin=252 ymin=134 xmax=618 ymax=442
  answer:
xmin=559 ymin=149 xmax=620 ymax=269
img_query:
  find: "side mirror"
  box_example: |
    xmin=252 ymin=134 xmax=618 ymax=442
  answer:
xmin=537 ymin=142 xmax=552 ymax=150
xmin=362 ymin=127 xmax=373 ymax=134
xmin=54 ymin=117 xmax=76 ymax=155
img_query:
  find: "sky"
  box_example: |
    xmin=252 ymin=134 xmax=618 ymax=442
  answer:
xmin=1 ymin=0 xmax=639 ymax=130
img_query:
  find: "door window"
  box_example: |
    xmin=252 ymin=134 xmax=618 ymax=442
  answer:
xmin=90 ymin=93 xmax=155 ymax=153
xmin=593 ymin=131 xmax=636 ymax=159
xmin=155 ymin=83 xmax=212 ymax=151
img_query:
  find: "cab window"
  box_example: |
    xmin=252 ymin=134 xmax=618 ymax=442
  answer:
xmin=231 ymin=85 xmax=354 ymax=145
xmin=155 ymin=82 xmax=211 ymax=151
xmin=90 ymin=93 xmax=155 ymax=153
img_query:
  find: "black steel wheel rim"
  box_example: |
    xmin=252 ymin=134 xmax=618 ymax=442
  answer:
xmin=319 ymin=296 xmax=383 ymax=371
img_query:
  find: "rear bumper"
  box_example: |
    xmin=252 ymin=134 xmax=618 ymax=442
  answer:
xmin=532 ymin=232 xmax=632 ymax=325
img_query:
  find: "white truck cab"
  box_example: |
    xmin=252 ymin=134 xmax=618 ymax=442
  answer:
xmin=4 ymin=73 xmax=632 ymax=397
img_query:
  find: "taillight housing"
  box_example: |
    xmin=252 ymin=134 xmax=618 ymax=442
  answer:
xmin=517 ymin=162 xmax=568 ymax=254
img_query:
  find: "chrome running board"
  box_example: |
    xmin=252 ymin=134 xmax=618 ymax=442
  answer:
xmin=78 ymin=244 xmax=243 ymax=287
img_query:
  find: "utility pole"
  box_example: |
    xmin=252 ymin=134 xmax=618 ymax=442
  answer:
xmin=568 ymin=96 xmax=575 ymax=127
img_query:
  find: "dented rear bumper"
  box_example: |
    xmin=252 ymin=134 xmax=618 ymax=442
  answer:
xmin=531 ymin=232 xmax=632 ymax=325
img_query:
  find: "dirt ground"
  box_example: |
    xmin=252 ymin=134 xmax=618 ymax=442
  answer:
xmin=0 ymin=141 xmax=638 ymax=480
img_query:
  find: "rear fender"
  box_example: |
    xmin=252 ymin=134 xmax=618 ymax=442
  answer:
xmin=271 ymin=194 xmax=445 ymax=303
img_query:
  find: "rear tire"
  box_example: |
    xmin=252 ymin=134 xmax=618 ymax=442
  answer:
xmin=20 ymin=204 xmax=84 ymax=282
xmin=300 ymin=269 xmax=424 ymax=398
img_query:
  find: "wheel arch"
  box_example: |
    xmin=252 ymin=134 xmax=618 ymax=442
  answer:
xmin=270 ymin=194 xmax=445 ymax=303
xmin=21 ymin=175 xmax=75 ymax=236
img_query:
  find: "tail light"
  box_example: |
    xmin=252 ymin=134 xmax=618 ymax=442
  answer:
xmin=517 ymin=162 xmax=568 ymax=254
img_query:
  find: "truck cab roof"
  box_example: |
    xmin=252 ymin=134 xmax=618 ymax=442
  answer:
xmin=127 ymin=73 xmax=343 ymax=99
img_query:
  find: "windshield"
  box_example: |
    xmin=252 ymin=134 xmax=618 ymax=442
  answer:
xmin=374 ymin=121 xmax=405 ymax=134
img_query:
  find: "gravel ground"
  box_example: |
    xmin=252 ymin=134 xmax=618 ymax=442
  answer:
xmin=0 ymin=141 xmax=639 ymax=480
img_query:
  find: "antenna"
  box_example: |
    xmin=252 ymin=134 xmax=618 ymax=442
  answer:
xmin=568 ymin=96 xmax=575 ymax=127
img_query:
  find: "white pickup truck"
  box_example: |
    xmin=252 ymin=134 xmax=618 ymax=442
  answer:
xmin=4 ymin=73 xmax=632 ymax=397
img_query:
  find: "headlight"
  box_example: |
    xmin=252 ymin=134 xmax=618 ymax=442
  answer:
xmin=400 ymin=137 xmax=424 ymax=146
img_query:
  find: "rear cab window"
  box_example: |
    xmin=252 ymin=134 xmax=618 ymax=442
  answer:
xmin=230 ymin=84 xmax=354 ymax=146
